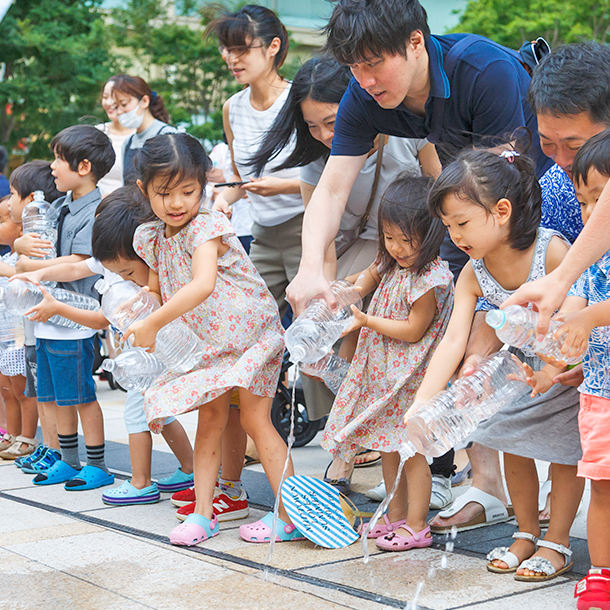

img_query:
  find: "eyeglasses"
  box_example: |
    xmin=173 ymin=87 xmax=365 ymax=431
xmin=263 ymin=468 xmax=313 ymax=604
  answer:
xmin=218 ymin=43 xmax=264 ymax=59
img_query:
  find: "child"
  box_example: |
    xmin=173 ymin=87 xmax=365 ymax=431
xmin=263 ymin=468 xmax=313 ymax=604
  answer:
xmin=123 ymin=132 xmax=295 ymax=546
xmin=533 ymin=130 xmax=610 ymax=609
xmin=6 ymin=160 xmax=62 ymax=471
xmin=13 ymin=187 xmax=195 ymax=505
xmin=15 ymin=125 xmax=117 ymax=491
xmin=0 ymin=196 xmax=39 ymax=461
xmin=321 ymin=175 xmax=453 ymax=551
xmin=410 ymin=150 xmax=583 ymax=581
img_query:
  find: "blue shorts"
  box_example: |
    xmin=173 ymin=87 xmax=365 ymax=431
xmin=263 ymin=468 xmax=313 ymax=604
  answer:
xmin=124 ymin=390 xmax=175 ymax=435
xmin=36 ymin=337 xmax=97 ymax=407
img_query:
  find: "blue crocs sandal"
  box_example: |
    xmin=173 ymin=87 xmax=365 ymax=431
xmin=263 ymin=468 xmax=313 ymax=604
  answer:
xmin=157 ymin=468 xmax=194 ymax=492
xmin=16 ymin=444 xmax=47 ymax=469
xmin=102 ymin=481 xmax=160 ymax=505
xmin=21 ymin=448 xmax=61 ymax=474
xmin=64 ymin=465 xmax=115 ymax=491
xmin=170 ymin=513 xmax=219 ymax=546
xmin=33 ymin=460 xmax=80 ymax=485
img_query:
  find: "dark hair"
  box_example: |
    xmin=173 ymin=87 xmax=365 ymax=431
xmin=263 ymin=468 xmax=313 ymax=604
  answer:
xmin=249 ymin=57 xmax=352 ymax=176
xmin=572 ymin=128 xmax=610 ymax=185
xmin=0 ymin=146 xmax=7 ymax=174
xmin=323 ymin=0 xmax=430 ymax=65
xmin=134 ymin=132 xmax=212 ymax=194
xmin=9 ymin=160 xmax=62 ymax=202
xmin=377 ymin=173 xmax=444 ymax=275
xmin=50 ymin=125 xmax=115 ymax=183
xmin=92 ymin=186 xmax=155 ymax=263
xmin=528 ymin=42 xmax=610 ymax=125
xmin=108 ymin=74 xmax=171 ymax=124
xmin=207 ymin=5 xmax=289 ymax=70
xmin=428 ymin=150 xmax=541 ymax=251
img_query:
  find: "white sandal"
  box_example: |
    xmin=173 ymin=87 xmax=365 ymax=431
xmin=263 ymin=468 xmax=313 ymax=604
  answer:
xmin=0 ymin=436 xmax=38 ymax=460
xmin=486 ymin=532 xmax=538 ymax=573
xmin=0 ymin=432 xmax=15 ymax=453
xmin=514 ymin=539 xmax=573 ymax=581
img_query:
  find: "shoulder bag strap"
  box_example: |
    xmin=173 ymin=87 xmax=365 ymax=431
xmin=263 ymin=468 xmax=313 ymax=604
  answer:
xmin=358 ymin=134 xmax=386 ymax=235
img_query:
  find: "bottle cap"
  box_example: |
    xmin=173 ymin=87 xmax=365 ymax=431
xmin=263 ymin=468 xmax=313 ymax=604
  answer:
xmin=33 ymin=191 xmax=45 ymax=202
xmin=101 ymin=358 xmax=115 ymax=372
xmin=485 ymin=309 xmax=506 ymax=330
xmin=288 ymin=344 xmax=306 ymax=364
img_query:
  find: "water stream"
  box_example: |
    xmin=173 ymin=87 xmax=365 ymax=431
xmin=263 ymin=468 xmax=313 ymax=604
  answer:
xmin=266 ymin=363 xmax=299 ymax=565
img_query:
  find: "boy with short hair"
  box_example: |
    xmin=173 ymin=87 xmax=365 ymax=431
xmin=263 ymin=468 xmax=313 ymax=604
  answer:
xmin=15 ymin=124 xmax=116 ymax=490
xmin=533 ymin=129 xmax=610 ymax=610
xmin=14 ymin=187 xmax=195 ymax=505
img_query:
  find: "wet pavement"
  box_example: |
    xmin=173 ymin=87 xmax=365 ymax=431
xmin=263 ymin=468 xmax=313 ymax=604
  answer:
xmin=0 ymin=380 xmax=588 ymax=610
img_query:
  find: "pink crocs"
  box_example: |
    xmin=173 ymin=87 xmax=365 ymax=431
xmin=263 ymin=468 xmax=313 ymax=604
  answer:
xmin=239 ymin=511 xmax=306 ymax=543
xmin=357 ymin=515 xmax=408 ymax=539
xmin=170 ymin=513 xmax=219 ymax=546
xmin=375 ymin=525 xmax=433 ymax=552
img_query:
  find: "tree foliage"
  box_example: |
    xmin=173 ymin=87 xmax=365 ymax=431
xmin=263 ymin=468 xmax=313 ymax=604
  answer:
xmin=451 ymin=0 xmax=610 ymax=48
xmin=0 ymin=0 xmax=115 ymax=159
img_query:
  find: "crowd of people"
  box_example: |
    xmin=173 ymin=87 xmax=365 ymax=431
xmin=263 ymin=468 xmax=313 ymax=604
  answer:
xmin=0 ymin=1 xmax=609 ymax=608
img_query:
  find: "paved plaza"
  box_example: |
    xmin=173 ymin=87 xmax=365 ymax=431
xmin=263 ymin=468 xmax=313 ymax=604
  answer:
xmin=0 ymin=380 xmax=590 ymax=610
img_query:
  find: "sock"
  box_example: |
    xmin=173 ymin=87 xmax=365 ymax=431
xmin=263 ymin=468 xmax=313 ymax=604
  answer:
xmin=86 ymin=444 xmax=109 ymax=474
xmin=219 ymin=477 xmax=242 ymax=498
xmin=58 ymin=433 xmax=81 ymax=470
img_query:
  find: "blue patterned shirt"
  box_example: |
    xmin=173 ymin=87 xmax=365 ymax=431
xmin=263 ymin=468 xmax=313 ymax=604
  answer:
xmin=568 ymin=251 xmax=610 ymax=399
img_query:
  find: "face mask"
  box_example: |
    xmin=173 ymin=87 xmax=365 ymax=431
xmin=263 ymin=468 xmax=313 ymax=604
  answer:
xmin=118 ymin=100 xmax=143 ymax=129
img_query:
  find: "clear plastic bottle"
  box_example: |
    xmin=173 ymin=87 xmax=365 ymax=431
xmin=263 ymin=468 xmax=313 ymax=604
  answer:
xmin=285 ymin=280 xmax=362 ymax=364
xmin=0 ymin=306 xmax=25 ymax=351
xmin=486 ymin=305 xmax=582 ymax=365
xmin=21 ymin=191 xmax=58 ymax=260
xmin=0 ymin=279 xmax=100 ymax=330
xmin=405 ymin=351 xmax=528 ymax=457
xmin=95 ymin=279 xmax=204 ymax=374
xmin=300 ymin=352 xmax=350 ymax=394
xmin=102 ymin=348 xmax=166 ymax=392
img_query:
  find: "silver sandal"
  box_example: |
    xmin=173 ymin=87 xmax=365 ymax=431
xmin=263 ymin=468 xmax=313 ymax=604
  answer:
xmin=514 ymin=539 xmax=573 ymax=581
xmin=486 ymin=532 xmax=538 ymax=573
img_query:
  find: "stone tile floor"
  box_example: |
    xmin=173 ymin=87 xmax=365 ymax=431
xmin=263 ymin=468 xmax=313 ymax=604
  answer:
xmin=0 ymin=381 xmax=588 ymax=610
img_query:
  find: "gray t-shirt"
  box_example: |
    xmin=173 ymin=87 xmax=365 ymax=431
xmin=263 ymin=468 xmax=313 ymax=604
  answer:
xmin=300 ymin=136 xmax=428 ymax=251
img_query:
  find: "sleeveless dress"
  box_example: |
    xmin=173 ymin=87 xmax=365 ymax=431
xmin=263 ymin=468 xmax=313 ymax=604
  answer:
xmin=469 ymin=228 xmax=582 ymax=465
xmin=134 ymin=209 xmax=284 ymax=433
xmin=321 ymin=258 xmax=454 ymax=460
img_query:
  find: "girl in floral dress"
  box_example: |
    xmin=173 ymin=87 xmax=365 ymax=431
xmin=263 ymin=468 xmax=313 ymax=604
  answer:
xmin=124 ymin=133 xmax=303 ymax=546
xmin=321 ymin=174 xmax=454 ymax=552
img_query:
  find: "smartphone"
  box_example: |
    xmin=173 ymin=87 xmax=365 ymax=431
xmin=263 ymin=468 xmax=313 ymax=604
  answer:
xmin=214 ymin=181 xmax=249 ymax=188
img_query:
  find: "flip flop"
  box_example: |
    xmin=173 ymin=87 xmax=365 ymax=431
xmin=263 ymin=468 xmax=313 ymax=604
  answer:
xmin=353 ymin=449 xmax=382 ymax=468
xmin=64 ymin=465 xmax=115 ymax=491
xmin=33 ymin=460 xmax=80 ymax=486
xmin=430 ymin=487 xmax=514 ymax=533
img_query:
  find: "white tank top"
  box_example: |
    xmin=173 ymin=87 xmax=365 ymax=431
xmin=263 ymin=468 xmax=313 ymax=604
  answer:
xmin=228 ymin=84 xmax=304 ymax=227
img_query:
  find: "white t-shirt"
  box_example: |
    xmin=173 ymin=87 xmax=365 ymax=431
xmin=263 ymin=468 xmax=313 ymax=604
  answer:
xmin=34 ymin=258 xmax=117 ymax=341
xmin=95 ymin=123 xmax=134 ymax=196
xmin=228 ymin=85 xmax=303 ymax=227
xmin=300 ymin=136 xmax=429 ymax=252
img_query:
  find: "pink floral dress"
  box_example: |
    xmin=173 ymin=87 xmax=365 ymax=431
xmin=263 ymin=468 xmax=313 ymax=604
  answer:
xmin=134 ymin=209 xmax=284 ymax=433
xmin=321 ymin=259 xmax=453 ymax=460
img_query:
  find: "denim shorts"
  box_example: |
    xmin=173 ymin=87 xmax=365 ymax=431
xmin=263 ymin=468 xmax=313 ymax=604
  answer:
xmin=36 ymin=337 xmax=97 ymax=406
xmin=24 ymin=346 xmax=37 ymax=399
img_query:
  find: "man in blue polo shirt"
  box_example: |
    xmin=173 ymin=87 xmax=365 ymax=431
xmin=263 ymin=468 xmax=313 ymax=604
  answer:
xmin=287 ymin=0 xmax=551 ymax=310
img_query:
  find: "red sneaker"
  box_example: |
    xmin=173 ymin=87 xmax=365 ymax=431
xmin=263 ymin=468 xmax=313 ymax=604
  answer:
xmin=170 ymin=486 xmax=195 ymax=508
xmin=176 ymin=489 xmax=249 ymax=522
xmin=575 ymin=568 xmax=610 ymax=610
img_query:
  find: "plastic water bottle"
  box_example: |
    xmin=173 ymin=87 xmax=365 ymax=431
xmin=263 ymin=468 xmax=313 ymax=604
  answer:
xmin=95 ymin=279 xmax=204 ymax=374
xmin=102 ymin=348 xmax=166 ymax=392
xmin=0 ymin=306 xmax=25 ymax=350
xmin=285 ymin=280 xmax=362 ymax=364
xmin=0 ymin=280 xmax=100 ymax=330
xmin=300 ymin=352 xmax=350 ymax=394
xmin=405 ymin=351 xmax=528 ymax=457
xmin=486 ymin=305 xmax=582 ymax=365
xmin=21 ymin=191 xmax=58 ymax=260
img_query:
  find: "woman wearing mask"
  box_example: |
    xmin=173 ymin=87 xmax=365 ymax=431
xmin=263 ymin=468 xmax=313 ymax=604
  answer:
xmin=111 ymin=75 xmax=176 ymax=185
xmin=96 ymin=78 xmax=135 ymax=195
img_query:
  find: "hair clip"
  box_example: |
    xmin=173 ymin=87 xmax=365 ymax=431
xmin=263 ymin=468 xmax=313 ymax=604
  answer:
xmin=499 ymin=150 xmax=520 ymax=163
xmin=151 ymin=90 xmax=158 ymax=101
